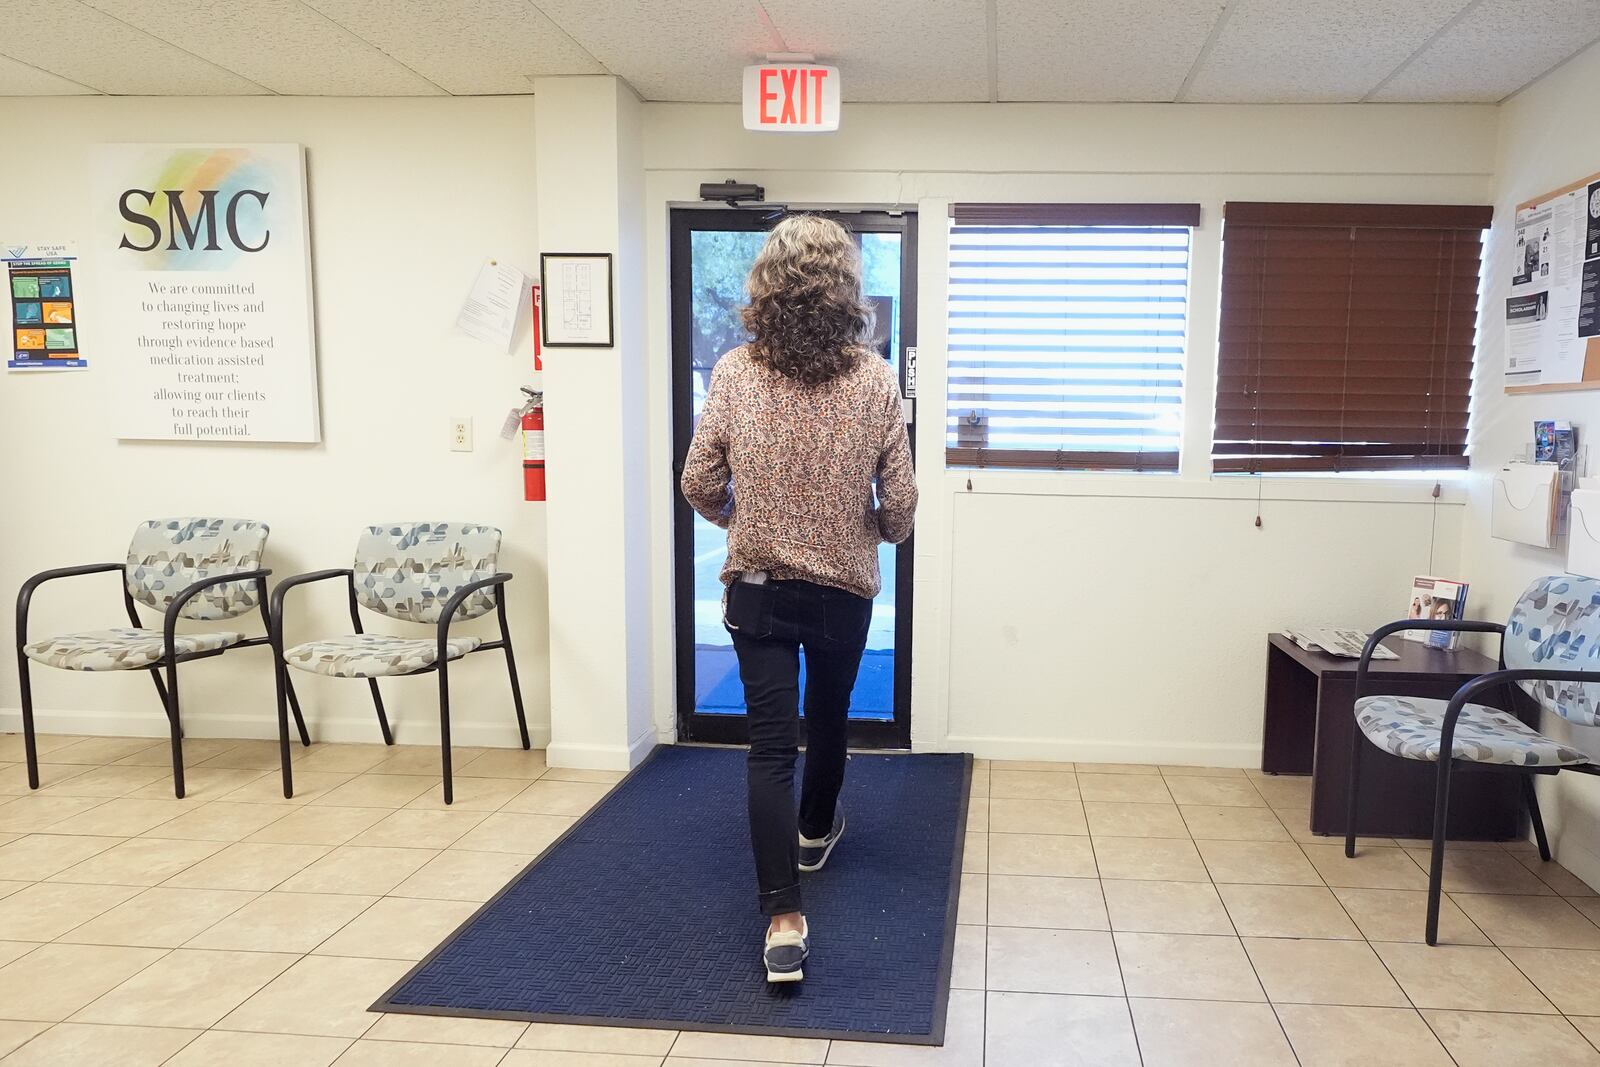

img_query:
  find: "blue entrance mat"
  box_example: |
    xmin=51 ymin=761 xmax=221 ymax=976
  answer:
xmin=374 ymin=745 xmax=971 ymax=1044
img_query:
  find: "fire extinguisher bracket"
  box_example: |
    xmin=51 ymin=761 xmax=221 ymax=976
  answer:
xmin=521 ymin=390 xmax=546 ymax=503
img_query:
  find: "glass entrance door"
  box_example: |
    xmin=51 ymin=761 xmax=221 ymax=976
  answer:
xmin=670 ymin=208 xmax=916 ymax=747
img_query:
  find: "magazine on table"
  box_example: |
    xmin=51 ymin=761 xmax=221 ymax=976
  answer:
xmin=1403 ymin=576 xmax=1470 ymax=650
xmin=1283 ymin=628 xmax=1399 ymax=660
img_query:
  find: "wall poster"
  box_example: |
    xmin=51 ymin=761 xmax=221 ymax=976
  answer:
xmin=93 ymin=143 xmax=320 ymax=440
xmin=6 ymin=242 xmax=84 ymax=371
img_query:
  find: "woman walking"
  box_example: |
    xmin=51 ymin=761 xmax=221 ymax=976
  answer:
xmin=681 ymin=214 xmax=918 ymax=983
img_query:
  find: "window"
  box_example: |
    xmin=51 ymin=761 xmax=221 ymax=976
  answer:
xmin=1213 ymin=202 xmax=1492 ymax=474
xmin=945 ymin=203 xmax=1199 ymax=472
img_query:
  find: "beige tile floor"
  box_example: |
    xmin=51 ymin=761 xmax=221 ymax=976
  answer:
xmin=1 ymin=737 xmax=1599 ymax=1064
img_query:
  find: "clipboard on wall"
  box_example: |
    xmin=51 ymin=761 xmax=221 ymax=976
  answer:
xmin=1505 ymin=168 xmax=1600 ymax=394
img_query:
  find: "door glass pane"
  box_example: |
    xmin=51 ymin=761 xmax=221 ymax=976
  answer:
xmin=688 ymin=224 xmax=902 ymax=722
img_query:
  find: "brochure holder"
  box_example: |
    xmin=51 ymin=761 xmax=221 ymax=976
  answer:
xmin=1492 ymin=462 xmax=1559 ymax=548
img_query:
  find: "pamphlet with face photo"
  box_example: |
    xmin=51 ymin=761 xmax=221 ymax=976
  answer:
xmin=1403 ymin=576 xmax=1470 ymax=649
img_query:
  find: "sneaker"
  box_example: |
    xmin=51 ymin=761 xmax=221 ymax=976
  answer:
xmin=798 ymin=811 xmax=846 ymax=873
xmin=763 ymin=918 xmax=809 ymax=983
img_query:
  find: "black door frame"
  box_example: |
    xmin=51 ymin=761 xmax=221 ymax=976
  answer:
xmin=669 ymin=205 xmax=918 ymax=749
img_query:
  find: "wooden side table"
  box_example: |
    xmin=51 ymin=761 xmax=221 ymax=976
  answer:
xmin=1261 ymin=633 xmax=1531 ymax=840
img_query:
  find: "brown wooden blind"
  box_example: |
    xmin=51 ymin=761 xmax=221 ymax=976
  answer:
xmin=1213 ymin=202 xmax=1491 ymax=474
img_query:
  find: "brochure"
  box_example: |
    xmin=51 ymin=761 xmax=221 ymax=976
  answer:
xmin=1403 ymin=576 xmax=1470 ymax=649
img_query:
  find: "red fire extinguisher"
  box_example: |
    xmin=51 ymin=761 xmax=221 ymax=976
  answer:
xmin=522 ymin=401 xmax=546 ymax=503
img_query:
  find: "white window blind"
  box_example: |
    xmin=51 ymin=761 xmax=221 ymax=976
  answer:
xmin=945 ymin=206 xmax=1196 ymax=472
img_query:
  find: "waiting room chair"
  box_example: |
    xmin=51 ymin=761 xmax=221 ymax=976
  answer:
xmin=1347 ymin=574 xmax=1600 ymax=944
xmin=270 ymin=521 xmax=529 ymax=804
xmin=16 ymin=517 xmax=310 ymax=798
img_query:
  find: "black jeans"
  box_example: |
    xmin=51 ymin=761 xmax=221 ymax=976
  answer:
xmin=726 ymin=577 xmax=873 ymax=917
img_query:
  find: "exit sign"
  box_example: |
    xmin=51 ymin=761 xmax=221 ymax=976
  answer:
xmin=742 ymin=64 xmax=840 ymax=132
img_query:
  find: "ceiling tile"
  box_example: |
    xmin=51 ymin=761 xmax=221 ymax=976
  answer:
xmin=995 ymin=0 xmax=1223 ymax=102
xmin=1372 ymin=0 xmax=1600 ymax=102
xmin=82 ymin=0 xmax=441 ymax=95
xmin=763 ymin=0 xmax=988 ymax=102
xmin=0 ymin=0 xmax=263 ymax=94
xmin=1185 ymin=0 xmax=1472 ymax=102
xmin=0 ymin=53 xmax=98 ymax=95
xmin=303 ymin=0 xmax=605 ymax=95
xmin=531 ymin=0 xmax=772 ymax=101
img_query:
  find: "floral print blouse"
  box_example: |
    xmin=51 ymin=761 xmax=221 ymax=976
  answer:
xmin=681 ymin=345 xmax=918 ymax=599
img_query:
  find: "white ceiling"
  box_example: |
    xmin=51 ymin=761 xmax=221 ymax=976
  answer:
xmin=0 ymin=0 xmax=1596 ymax=102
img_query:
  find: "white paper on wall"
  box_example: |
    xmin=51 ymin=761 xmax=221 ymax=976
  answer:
xmin=456 ymin=258 xmax=526 ymax=352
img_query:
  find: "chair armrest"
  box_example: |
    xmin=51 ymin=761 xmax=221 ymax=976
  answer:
xmin=15 ymin=563 xmax=126 ymax=648
xmin=163 ymin=568 xmax=272 ymax=652
xmin=1449 ymin=667 xmax=1600 ymax=710
xmin=1437 ymin=667 xmax=1600 ymax=756
xmin=1356 ymin=619 xmax=1508 ymax=697
xmin=436 ymin=573 xmax=513 ymax=654
xmin=268 ymin=569 xmax=355 ymax=647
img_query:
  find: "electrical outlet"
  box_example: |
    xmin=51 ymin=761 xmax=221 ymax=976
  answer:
xmin=450 ymin=417 xmax=473 ymax=452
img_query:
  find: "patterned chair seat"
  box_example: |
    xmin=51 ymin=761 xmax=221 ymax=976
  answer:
xmin=24 ymin=627 xmax=245 ymax=672
xmin=1355 ymin=694 xmax=1591 ymax=768
xmin=283 ymin=634 xmax=482 ymax=679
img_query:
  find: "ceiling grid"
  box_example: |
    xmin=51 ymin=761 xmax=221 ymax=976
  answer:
xmin=0 ymin=0 xmax=1594 ymax=101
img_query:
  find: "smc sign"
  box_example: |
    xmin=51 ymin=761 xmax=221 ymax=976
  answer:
xmin=742 ymin=64 xmax=840 ymax=132
xmin=118 ymin=188 xmax=271 ymax=253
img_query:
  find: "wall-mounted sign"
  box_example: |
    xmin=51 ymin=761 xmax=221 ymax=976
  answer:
xmin=92 ymin=143 xmax=320 ymax=441
xmin=6 ymin=242 xmax=84 ymax=371
xmin=539 ymin=252 xmax=614 ymax=347
xmin=742 ymin=64 xmax=840 ymax=132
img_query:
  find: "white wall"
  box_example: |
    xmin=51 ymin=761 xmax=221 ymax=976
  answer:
xmin=1462 ymin=43 xmax=1600 ymax=883
xmin=0 ymin=97 xmax=550 ymax=750
xmin=0 ymin=91 xmax=1516 ymax=770
xmin=642 ymin=102 xmax=1496 ymax=764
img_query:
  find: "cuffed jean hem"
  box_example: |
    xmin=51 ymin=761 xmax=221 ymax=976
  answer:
xmin=760 ymin=883 xmax=802 ymax=917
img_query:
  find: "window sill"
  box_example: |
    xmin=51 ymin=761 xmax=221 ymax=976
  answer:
xmin=940 ymin=466 xmax=1469 ymax=506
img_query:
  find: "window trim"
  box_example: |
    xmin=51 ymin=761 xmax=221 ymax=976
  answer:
xmin=945 ymin=205 xmax=1200 ymax=474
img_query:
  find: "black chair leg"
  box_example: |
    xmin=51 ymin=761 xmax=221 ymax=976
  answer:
xmin=147 ymin=667 xmax=169 ymax=708
xmin=438 ymin=668 xmax=454 ymax=806
xmin=164 ymin=662 xmax=186 ymax=800
xmin=496 ymin=597 xmax=530 ymax=751
xmin=503 ymin=641 xmax=531 ymax=751
xmin=367 ymin=680 xmax=394 ymax=746
xmin=16 ymin=651 xmax=39 ymax=790
xmin=260 ymin=593 xmax=308 ymax=748
xmin=1425 ymin=756 xmax=1456 ymax=946
xmin=274 ymin=659 xmax=294 ymax=799
xmin=1522 ymin=773 xmax=1553 ymax=862
xmin=284 ymin=675 xmax=311 ymax=747
xmin=1344 ymin=715 xmax=1365 ymax=858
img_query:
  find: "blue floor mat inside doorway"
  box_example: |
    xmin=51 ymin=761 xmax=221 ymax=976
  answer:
xmin=374 ymin=745 xmax=971 ymax=1044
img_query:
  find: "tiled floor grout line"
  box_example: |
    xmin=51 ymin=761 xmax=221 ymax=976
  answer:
xmin=1316 ymin=865 xmax=1465 ymax=1066
xmin=1193 ymin=768 xmax=1366 ymax=1065
xmin=1413 ymin=1005 xmax=1468 ymax=1067
xmin=1098 ymin=895 xmax=1144 ymax=1067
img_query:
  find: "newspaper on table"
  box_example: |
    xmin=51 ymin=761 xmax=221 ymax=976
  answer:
xmin=1283 ymin=628 xmax=1399 ymax=660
